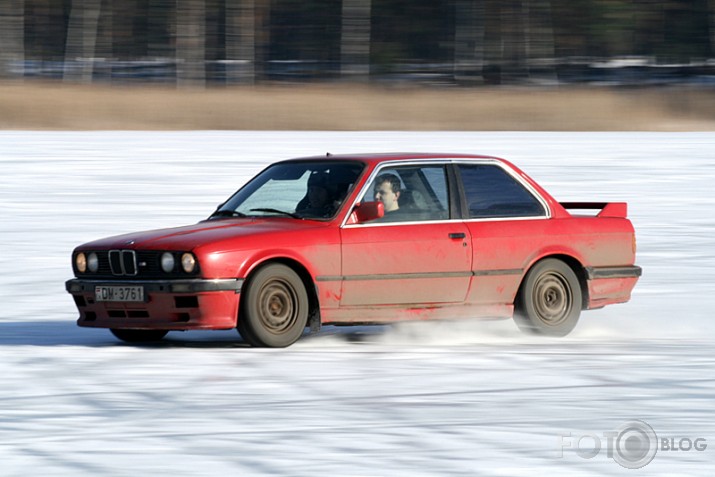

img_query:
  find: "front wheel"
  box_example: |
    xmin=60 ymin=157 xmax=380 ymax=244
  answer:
xmin=514 ymin=259 xmax=582 ymax=337
xmin=239 ymin=264 xmax=309 ymax=348
xmin=110 ymin=329 xmax=168 ymax=343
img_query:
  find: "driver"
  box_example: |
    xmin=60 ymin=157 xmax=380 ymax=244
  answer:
xmin=296 ymin=172 xmax=335 ymax=217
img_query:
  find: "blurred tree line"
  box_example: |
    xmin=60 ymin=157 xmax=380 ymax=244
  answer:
xmin=1 ymin=0 xmax=714 ymax=85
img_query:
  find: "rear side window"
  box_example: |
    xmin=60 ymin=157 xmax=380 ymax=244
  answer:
xmin=458 ymin=164 xmax=545 ymax=219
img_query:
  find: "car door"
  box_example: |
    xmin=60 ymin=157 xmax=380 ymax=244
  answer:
xmin=339 ymin=163 xmax=472 ymax=306
xmin=455 ymin=162 xmax=551 ymax=306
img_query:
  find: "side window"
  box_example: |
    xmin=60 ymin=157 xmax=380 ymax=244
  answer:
xmin=458 ymin=164 xmax=545 ymax=218
xmin=363 ymin=165 xmax=449 ymax=222
xmin=421 ymin=167 xmax=449 ymax=211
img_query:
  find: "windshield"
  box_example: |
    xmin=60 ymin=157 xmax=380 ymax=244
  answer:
xmin=212 ymin=160 xmax=365 ymax=220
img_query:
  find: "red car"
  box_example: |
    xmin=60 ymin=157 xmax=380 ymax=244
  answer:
xmin=66 ymin=153 xmax=641 ymax=347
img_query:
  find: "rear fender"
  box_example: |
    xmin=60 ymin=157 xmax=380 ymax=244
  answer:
xmin=519 ymin=252 xmax=589 ymax=310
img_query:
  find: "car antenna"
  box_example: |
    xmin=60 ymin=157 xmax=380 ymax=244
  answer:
xmin=326 ymin=152 xmax=332 ymax=157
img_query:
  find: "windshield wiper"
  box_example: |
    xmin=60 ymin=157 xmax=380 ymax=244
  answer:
xmin=209 ymin=210 xmax=248 ymax=219
xmin=250 ymin=208 xmax=303 ymax=219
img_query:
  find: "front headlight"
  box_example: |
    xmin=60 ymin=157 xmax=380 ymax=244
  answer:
xmin=161 ymin=252 xmax=175 ymax=273
xmin=87 ymin=252 xmax=99 ymax=273
xmin=181 ymin=253 xmax=197 ymax=273
xmin=75 ymin=253 xmax=87 ymax=273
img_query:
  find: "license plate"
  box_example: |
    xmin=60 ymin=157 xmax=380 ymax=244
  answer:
xmin=95 ymin=285 xmax=145 ymax=302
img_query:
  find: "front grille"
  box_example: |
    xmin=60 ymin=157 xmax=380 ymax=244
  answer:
xmin=109 ymin=250 xmax=122 ymax=275
xmin=109 ymin=250 xmax=138 ymax=276
xmin=78 ymin=250 xmax=199 ymax=279
xmin=97 ymin=254 xmax=112 ymax=275
xmin=137 ymin=251 xmax=162 ymax=274
xmin=122 ymin=250 xmax=137 ymax=275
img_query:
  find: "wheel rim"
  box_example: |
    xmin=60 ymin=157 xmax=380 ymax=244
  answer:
xmin=257 ymin=279 xmax=298 ymax=333
xmin=532 ymin=272 xmax=572 ymax=326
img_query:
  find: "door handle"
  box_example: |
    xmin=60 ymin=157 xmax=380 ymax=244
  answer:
xmin=448 ymin=232 xmax=466 ymax=239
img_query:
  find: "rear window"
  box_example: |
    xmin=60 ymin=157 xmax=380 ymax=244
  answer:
xmin=458 ymin=164 xmax=545 ymax=218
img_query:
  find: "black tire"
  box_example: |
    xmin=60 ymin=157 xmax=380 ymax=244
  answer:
xmin=514 ymin=258 xmax=582 ymax=337
xmin=239 ymin=263 xmax=309 ymax=348
xmin=237 ymin=313 xmax=261 ymax=346
xmin=110 ymin=329 xmax=168 ymax=343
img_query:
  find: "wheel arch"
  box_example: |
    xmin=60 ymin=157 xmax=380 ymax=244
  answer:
xmin=239 ymin=257 xmax=321 ymax=324
xmin=518 ymin=254 xmax=589 ymax=310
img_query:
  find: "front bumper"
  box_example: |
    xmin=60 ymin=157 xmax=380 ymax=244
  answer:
xmin=66 ymin=278 xmax=243 ymax=294
xmin=66 ymin=278 xmax=243 ymax=330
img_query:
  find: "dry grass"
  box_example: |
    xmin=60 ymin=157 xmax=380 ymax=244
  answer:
xmin=1 ymin=81 xmax=714 ymax=130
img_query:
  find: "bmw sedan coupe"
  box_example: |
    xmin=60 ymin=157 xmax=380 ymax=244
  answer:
xmin=66 ymin=153 xmax=641 ymax=347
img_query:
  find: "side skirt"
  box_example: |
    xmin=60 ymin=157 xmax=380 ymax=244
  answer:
xmin=320 ymin=302 xmax=514 ymax=324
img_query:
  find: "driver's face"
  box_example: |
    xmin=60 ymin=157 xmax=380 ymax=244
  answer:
xmin=374 ymin=182 xmax=399 ymax=212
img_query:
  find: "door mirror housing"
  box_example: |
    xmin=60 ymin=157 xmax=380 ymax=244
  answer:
xmin=349 ymin=201 xmax=385 ymax=224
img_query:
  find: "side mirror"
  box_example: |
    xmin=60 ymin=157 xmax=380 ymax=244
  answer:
xmin=349 ymin=201 xmax=385 ymax=224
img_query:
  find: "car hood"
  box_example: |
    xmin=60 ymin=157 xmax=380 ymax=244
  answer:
xmin=78 ymin=218 xmax=330 ymax=252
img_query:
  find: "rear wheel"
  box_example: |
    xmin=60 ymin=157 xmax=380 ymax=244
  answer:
xmin=514 ymin=259 xmax=582 ymax=337
xmin=110 ymin=329 xmax=168 ymax=343
xmin=239 ymin=264 xmax=309 ymax=348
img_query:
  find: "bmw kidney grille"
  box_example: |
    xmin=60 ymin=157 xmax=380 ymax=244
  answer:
xmin=109 ymin=250 xmax=138 ymax=276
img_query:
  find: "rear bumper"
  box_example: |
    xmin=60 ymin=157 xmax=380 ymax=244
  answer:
xmin=585 ymin=266 xmax=642 ymax=280
xmin=66 ymin=278 xmax=243 ymax=330
xmin=585 ymin=266 xmax=642 ymax=309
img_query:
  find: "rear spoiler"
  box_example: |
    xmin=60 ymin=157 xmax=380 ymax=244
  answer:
xmin=560 ymin=202 xmax=628 ymax=218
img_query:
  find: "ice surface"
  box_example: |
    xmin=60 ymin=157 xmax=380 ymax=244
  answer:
xmin=1 ymin=132 xmax=713 ymax=475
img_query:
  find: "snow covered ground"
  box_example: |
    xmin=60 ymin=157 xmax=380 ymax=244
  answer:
xmin=1 ymin=132 xmax=713 ymax=475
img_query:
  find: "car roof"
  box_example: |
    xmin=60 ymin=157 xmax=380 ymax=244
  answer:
xmin=283 ymin=152 xmax=504 ymax=167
